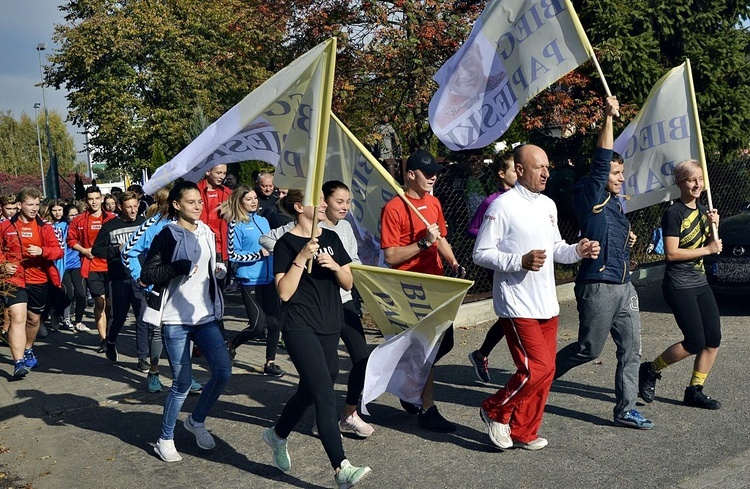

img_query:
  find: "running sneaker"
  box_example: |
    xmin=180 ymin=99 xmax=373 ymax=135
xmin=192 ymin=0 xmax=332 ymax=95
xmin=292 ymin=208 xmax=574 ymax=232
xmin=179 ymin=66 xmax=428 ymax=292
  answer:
xmin=154 ymin=438 xmax=182 ymax=462
xmin=23 ymin=349 xmax=38 ymax=369
xmin=147 ymin=372 xmax=163 ymax=393
xmin=189 ymin=376 xmax=203 ymax=394
xmin=59 ymin=318 xmax=73 ymax=331
xmin=74 ymin=322 xmax=90 ymax=332
xmin=335 ymin=459 xmax=371 ymax=489
xmin=136 ymin=358 xmax=150 ymax=372
xmin=684 ymin=385 xmax=721 ymax=410
xmin=513 ymin=437 xmax=549 ymax=451
xmin=468 ymin=350 xmax=491 ymax=383
xmin=262 ymin=427 xmax=291 ymax=472
xmin=96 ymin=339 xmax=106 ymax=353
xmin=13 ymin=360 xmax=29 ymax=378
xmin=184 ymin=415 xmax=216 ymax=449
xmin=480 ymin=408 xmax=512 ymax=449
xmin=638 ymin=362 xmax=661 ymax=403
xmin=339 ymin=412 xmax=374 ymax=438
xmin=263 ymin=363 xmax=285 ymax=377
xmin=614 ymin=409 xmax=655 ymax=430
xmin=418 ymin=405 xmax=456 ymax=433
xmin=37 ymin=324 xmax=48 ymax=339
xmin=399 ymin=399 xmax=421 ymax=415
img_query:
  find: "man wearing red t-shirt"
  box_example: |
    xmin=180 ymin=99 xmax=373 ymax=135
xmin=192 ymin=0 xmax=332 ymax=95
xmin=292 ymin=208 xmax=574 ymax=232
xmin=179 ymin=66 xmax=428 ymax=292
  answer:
xmin=0 ymin=188 xmax=63 ymax=378
xmin=380 ymin=149 xmax=465 ymax=433
xmin=67 ymin=186 xmax=116 ymax=350
xmin=197 ymin=164 xmax=231 ymax=267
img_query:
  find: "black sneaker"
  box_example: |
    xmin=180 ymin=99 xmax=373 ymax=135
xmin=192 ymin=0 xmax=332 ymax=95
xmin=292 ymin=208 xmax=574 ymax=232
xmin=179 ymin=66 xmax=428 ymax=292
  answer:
xmin=263 ymin=363 xmax=285 ymax=377
xmin=399 ymin=399 xmax=421 ymax=415
xmin=638 ymin=362 xmax=661 ymax=403
xmin=136 ymin=358 xmax=150 ymax=372
xmin=97 ymin=339 xmax=106 ymax=353
xmin=105 ymin=341 xmax=118 ymax=362
xmin=418 ymin=406 xmax=456 ymax=433
xmin=468 ymin=350 xmax=491 ymax=384
xmin=684 ymin=385 xmax=721 ymax=410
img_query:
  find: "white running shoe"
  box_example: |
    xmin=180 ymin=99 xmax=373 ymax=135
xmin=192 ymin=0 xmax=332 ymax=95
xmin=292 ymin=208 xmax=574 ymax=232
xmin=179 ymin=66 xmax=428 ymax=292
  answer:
xmin=154 ymin=438 xmax=182 ymax=462
xmin=339 ymin=412 xmax=374 ymax=438
xmin=480 ymin=408 xmax=512 ymax=449
xmin=74 ymin=322 xmax=90 ymax=332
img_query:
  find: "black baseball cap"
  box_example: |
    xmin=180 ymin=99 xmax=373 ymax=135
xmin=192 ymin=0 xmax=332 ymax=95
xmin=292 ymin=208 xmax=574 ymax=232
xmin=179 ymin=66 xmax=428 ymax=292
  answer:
xmin=406 ymin=150 xmax=445 ymax=175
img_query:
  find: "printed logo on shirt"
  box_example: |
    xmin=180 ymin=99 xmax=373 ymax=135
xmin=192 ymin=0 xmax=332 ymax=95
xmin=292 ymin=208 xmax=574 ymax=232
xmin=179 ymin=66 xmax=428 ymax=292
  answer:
xmin=21 ymin=231 xmax=33 ymax=238
xmin=484 ymin=214 xmax=496 ymax=221
xmin=417 ymin=205 xmax=427 ymax=211
xmin=313 ymin=246 xmax=335 ymax=258
xmin=91 ymin=224 xmax=102 ymax=230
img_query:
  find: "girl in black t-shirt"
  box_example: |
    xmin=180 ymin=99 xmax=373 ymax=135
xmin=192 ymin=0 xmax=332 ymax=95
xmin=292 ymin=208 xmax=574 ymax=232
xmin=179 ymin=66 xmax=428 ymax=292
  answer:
xmin=262 ymin=189 xmax=371 ymax=488
xmin=639 ymin=159 xmax=723 ymax=410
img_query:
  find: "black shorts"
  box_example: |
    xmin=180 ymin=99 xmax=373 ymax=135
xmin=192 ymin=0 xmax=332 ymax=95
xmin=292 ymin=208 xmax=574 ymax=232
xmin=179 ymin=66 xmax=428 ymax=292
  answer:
xmin=1 ymin=284 xmax=48 ymax=315
xmin=87 ymin=271 xmax=109 ymax=298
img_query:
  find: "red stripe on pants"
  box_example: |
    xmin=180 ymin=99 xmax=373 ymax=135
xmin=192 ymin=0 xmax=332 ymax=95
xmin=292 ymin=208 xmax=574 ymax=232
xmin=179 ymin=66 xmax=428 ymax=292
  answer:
xmin=481 ymin=316 xmax=558 ymax=444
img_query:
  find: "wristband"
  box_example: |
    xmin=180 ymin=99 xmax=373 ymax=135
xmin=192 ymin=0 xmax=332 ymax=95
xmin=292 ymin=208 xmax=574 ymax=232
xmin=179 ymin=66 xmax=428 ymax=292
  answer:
xmin=292 ymin=261 xmax=303 ymax=269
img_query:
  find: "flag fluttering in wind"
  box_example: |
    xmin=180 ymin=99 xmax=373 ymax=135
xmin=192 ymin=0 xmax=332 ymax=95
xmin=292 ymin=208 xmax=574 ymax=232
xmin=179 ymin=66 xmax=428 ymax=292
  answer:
xmin=614 ymin=61 xmax=705 ymax=213
xmin=143 ymin=38 xmax=337 ymax=206
xmin=351 ymin=264 xmax=473 ymax=414
xmin=428 ymin=0 xmax=594 ymax=150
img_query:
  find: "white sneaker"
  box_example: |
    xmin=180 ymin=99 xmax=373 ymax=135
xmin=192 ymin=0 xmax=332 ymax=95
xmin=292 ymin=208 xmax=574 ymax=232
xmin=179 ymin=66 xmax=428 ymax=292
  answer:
xmin=339 ymin=412 xmax=374 ymax=438
xmin=513 ymin=437 xmax=548 ymax=450
xmin=184 ymin=415 xmax=216 ymax=450
xmin=480 ymin=408 xmax=512 ymax=449
xmin=154 ymin=438 xmax=182 ymax=462
xmin=74 ymin=322 xmax=90 ymax=332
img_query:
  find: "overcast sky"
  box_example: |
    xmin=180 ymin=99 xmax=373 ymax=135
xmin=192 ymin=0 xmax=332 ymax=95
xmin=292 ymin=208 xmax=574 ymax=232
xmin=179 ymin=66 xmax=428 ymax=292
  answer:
xmin=0 ymin=1 xmax=87 ymax=156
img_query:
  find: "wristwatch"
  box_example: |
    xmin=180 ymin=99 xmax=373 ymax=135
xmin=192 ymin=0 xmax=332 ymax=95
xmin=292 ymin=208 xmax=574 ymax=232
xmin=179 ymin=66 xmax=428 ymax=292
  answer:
xmin=417 ymin=238 xmax=430 ymax=250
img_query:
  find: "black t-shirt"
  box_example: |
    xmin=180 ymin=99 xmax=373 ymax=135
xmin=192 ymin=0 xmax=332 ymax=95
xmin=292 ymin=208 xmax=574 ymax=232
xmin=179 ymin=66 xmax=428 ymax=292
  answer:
xmin=662 ymin=200 xmax=709 ymax=289
xmin=273 ymin=228 xmax=351 ymax=335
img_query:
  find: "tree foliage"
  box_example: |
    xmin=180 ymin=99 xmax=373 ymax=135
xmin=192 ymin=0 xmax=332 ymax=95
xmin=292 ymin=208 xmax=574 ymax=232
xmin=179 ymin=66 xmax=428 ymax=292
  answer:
xmin=48 ymin=0 xmax=289 ymax=173
xmin=0 ymin=110 xmax=80 ymax=177
xmin=48 ymin=0 xmax=750 ymax=175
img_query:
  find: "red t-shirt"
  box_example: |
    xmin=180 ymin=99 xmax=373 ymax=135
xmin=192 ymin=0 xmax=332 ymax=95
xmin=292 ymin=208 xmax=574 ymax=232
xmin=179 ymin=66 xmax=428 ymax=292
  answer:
xmin=87 ymin=214 xmax=108 ymax=272
xmin=380 ymin=193 xmax=448 ymax=275
xmin=203 ymin=189 xmax=224 ymax=250
xmin=18 ymin=219 xmax=47 ymax=284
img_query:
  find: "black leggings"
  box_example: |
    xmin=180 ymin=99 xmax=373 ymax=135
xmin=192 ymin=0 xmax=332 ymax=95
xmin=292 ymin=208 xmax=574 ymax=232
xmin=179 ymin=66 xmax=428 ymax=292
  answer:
xmin=275 ymin=330 xmax=344 ymax=469
xmin=663 ymin=285 xmax=721 ymax=354
xmin=341 ymin=301 xmax=369 ymax=406
xmin=63 ymin=268 xmax=86 ymax=323
xmin=479 ymin=318 xmax=506 ymax=358
xmin=231 ymin=283 xmax=280 ymax=361
xmin=434 ymin=325 xmax=454 ymax=364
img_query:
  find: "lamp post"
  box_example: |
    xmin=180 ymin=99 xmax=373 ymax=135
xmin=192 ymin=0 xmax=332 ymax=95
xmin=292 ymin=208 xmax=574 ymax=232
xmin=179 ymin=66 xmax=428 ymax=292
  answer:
xmin=36 ymin=43 xmax=55 ymax=197
xmin=33 ymin=103 xmax=46 ymax=196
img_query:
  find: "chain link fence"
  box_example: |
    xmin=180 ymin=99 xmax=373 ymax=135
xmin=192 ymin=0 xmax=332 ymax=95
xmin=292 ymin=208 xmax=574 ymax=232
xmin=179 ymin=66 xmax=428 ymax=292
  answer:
xmin=426 ymin=151 xmax=750 ymax=298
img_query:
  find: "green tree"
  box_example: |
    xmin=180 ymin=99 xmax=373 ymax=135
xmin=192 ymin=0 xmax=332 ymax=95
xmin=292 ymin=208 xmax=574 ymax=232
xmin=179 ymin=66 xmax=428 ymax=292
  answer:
xmin=48 ymin=0 xmax=289 ymax=173
xmin=0 ymin=110 xmax=79 ymax=177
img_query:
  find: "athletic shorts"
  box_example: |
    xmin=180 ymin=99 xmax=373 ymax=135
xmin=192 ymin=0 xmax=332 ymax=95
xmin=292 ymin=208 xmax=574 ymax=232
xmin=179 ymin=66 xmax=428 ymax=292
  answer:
xmin=87 ymin=271 xmax=109 ymax=298
xmin=2 ymin=283 xmax=48 ymax=315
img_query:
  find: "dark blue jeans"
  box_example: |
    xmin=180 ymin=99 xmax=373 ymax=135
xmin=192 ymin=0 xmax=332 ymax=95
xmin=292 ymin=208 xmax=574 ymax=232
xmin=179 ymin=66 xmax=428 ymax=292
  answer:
xmin=160 ymin=319 xmax=232 ymax=440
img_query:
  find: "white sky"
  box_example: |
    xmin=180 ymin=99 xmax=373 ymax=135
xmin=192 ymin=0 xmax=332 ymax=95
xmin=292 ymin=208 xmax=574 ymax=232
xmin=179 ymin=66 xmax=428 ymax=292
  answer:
xmin=0 ymin=0 xmax=86 ymax=158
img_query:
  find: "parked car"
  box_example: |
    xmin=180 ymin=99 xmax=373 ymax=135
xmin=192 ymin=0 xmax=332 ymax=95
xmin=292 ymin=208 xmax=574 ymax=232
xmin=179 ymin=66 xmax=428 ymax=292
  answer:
xmin=705 ymin=202 xmax=750 ymax=295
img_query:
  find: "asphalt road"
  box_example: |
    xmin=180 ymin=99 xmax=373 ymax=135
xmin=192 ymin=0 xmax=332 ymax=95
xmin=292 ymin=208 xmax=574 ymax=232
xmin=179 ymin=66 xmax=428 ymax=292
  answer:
xmin=0 ymin=284 xmax=748 ymax=489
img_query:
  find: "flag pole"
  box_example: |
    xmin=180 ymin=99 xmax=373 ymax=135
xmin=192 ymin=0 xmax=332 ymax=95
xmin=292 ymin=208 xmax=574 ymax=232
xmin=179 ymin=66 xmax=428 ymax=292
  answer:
xmin=330 ymin=114 xmax=432 ymax=228
xmin=684 ymin=58 xmax=718 ymax=240
xmin=308 ymin=38 xmax=338 ymax=272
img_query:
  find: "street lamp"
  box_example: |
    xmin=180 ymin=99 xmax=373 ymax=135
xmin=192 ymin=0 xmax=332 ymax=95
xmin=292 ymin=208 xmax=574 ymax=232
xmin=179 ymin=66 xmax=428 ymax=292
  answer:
xmin=33 ymin=103 xmax=46 ymax=196
xmin=36 ymin=43 xmax=55 ymax=197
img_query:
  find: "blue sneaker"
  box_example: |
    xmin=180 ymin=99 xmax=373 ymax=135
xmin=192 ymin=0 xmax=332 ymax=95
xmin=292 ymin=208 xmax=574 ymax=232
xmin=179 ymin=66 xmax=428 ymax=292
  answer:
xmin=615 ymin=409 xmax=655 ymax=430
xmin=23 ymin=349 xmax=38 ymax=369
xmin=189 ymin=376 xmax=203 ymax=394
xmin=147 ymin=372 xmax=163 ymax=393
xmin=14 ymin=360 xmax=29 ymax=378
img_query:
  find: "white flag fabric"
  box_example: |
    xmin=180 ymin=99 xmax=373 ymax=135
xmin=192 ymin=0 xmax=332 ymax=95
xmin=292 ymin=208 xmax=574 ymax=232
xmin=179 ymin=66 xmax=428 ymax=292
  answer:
xmin=614 ymin=62 xmax=700 ymax=213
xmin=143 ymin=39 xmax=337 ymax=205
xmin=428 ymin=0 xmax=593 ymax=150
xmin=350 ymin=264 xmax=472 ymax=414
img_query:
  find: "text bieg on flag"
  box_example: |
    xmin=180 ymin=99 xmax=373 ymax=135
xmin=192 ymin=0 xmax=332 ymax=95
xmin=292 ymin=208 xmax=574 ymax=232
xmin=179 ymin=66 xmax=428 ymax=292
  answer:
xmin=614 ymin=62 xmax=701 ymax=213
xmin=428 ymin=0 xmax=594 ymax=151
